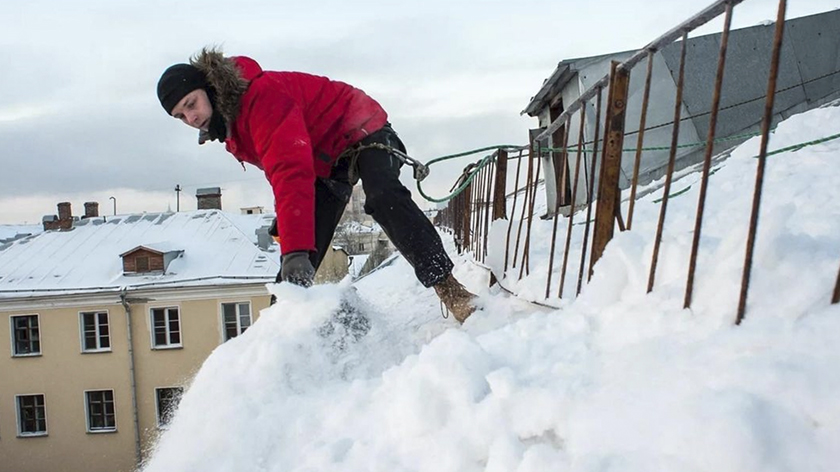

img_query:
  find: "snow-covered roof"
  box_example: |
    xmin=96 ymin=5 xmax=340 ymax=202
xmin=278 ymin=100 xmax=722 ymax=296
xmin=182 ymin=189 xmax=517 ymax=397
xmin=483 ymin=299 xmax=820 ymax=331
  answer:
xmin=0 ymin=210 xmax=280 ymax=298
xmin=348 ymin=254 xmax=369 ymax=278
xmin=0 ymin=224 xmax=43 ymax=244
xmin=342 ymin=221 xmax=381 ymax=234
xmin=119 ymin=242 xmax=183 ymax=257
xmin=222 ymin=213 xmax=276 ymax=245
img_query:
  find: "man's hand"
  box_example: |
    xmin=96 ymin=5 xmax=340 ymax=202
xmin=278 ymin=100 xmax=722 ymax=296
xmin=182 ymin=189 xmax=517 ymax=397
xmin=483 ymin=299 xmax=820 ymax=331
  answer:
xmin=281 ymin=251 xmax=315 ymax=287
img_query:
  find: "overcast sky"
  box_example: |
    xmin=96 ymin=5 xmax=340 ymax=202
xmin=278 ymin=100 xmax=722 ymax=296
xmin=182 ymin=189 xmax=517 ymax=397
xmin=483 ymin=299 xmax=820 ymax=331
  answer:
xmin=1 ymin=0 xmax=835 ymax=224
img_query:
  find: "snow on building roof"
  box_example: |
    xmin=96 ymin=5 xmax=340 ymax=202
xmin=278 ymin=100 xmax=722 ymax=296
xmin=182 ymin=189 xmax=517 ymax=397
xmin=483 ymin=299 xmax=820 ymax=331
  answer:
xmin=222 ymin=213 xmax=276 ymax=245
xmin=342 ymin=221 xmax=381 ymax=233
xmin=0 ymin=224 xmax=43 ymax=244
xmin=119 ymin=242 xmax=183 ymax=257
xmin=348 ymin=254 xmax=370 ymax=279
xmin=0 ymin=210 xmax=280 ymax=298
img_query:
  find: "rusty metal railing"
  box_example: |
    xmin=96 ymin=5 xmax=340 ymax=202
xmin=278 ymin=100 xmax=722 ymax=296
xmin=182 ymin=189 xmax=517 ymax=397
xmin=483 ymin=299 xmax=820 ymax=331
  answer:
xmin=436 ymin=0 xmax=837 ymax=321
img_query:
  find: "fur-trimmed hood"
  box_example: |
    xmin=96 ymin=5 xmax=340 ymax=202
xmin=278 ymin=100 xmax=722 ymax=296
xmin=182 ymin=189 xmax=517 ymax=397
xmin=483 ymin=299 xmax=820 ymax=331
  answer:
xmin=190 ymin=47 xmax=252 ymax=124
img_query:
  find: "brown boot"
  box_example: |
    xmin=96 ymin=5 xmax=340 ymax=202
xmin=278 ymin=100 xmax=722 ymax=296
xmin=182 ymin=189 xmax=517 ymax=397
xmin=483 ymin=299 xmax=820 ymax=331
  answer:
xmin=433 ymin=274 xmax=476 ymax=323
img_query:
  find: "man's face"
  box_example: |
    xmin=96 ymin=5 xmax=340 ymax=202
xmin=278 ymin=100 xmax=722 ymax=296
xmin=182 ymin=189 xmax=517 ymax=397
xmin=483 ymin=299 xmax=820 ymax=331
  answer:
xmin=171 ymin=89 xmax=213 ymax=131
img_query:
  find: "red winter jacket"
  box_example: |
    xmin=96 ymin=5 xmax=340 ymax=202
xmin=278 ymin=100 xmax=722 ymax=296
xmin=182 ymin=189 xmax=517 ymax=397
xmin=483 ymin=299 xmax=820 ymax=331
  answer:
xmin=221 ymin=56 xmax=388 ymax=254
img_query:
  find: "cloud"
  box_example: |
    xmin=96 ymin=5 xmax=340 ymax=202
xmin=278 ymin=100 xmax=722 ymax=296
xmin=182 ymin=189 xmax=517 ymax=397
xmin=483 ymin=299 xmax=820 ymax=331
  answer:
xmin=1 ymin=0 xmax=836 ymax=224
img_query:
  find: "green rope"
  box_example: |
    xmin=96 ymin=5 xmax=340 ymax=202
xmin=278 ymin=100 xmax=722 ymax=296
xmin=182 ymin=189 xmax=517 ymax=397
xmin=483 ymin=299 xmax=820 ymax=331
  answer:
xmin=652 ymin=185 xmax=693 ymax=204
xmin=416 ymin=130 xmax=840 ymax=204
xmin=764 ymin=132 xmax=840 ymax=157
xmin=417 ymin=153 xmax=497 ymax=203
xmin=416 ymin=145 xmax=524 ymax=203
xmin=652 ymin=132 xmax=840 ymax=203
xmin=424 ymin=145 xmax=524 ymax=166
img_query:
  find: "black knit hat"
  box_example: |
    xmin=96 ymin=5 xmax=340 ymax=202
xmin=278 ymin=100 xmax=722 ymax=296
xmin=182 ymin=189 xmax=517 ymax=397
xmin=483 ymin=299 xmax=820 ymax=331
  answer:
xmin=157 ymin=63 xmax=208 ymax=115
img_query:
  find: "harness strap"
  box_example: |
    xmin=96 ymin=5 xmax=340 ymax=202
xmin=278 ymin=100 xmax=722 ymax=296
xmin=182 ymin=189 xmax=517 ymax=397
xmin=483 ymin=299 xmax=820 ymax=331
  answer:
xmin=337 ymin=143 xmax=430 ymax=183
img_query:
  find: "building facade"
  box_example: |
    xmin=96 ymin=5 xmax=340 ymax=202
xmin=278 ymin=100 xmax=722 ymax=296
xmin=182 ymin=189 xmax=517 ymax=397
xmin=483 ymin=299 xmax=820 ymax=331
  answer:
xmin=1 ymin=285 xmax=272 ymax=472
xmin=0 ymin=206 xmax=281 ymax=472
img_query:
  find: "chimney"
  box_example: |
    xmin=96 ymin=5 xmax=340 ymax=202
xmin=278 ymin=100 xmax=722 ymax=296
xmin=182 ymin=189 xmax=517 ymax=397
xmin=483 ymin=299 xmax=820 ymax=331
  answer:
xmin=196 ymin=187 xmax=222 ymax=210
xmin=84 ymin=202 xmax=99 ymax=219
xmin=42 ymin=214 xmax=59 ymax=231
xmin=44 ymin=202 xmax=74 ymax=230
xmin=57 ymin=202 xmax=72 ymax=221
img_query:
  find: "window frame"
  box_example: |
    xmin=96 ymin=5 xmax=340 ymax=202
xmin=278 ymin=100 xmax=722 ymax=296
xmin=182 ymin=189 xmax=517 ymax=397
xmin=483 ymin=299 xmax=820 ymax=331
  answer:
xmin=15 ymin=393 xmax=48 ymax=437
xmin=9 ymin=314 xmax=42 ymax=357
xmin=84 ymin=389 xmax=117 ymax=433
xmin=79 ymin=310 xmax=112 ymax=353
xmin=154 ymin=386 xmax=184 ymax=429
xmin=220 ymin=301 xmax=253 ymax=342
xmin=149 ymin=305 xmax=183 ymax=350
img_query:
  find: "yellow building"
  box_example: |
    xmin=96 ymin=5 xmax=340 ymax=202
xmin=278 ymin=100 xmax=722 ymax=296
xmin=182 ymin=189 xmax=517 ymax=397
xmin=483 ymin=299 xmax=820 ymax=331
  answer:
xmin=0 ymin=208 xmax=299 ymax=472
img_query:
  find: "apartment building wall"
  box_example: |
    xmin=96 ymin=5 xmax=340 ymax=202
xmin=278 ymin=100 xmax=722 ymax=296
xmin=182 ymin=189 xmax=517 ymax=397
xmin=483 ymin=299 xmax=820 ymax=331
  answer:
xmin=0 ymin=287 xmax=272 ymax=472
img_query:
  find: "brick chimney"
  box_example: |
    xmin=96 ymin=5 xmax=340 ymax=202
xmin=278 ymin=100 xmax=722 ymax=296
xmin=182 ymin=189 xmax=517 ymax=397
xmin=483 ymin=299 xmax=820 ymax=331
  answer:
xmin=83 ymin=202 xmax=99 ymax=219
xmin=44 ymin=202 xmax=74 ymax=231
xmin=196 ymin=187 xmax=222 ymax=210
xmin=58 ymin=202 xmax=71 ymax=221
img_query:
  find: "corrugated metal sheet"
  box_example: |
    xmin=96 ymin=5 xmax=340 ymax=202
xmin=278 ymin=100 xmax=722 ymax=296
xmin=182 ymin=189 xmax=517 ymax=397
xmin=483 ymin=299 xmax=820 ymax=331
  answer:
xmin=527 ymin=9 xmax=840 ymax=209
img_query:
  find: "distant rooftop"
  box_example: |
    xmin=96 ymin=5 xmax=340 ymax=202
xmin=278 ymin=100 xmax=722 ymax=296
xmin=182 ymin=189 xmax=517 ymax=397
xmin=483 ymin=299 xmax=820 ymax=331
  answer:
xmin=0 ymin=210 xmax=279 ymax=299
xmin=0 ymin=224 xmax=43 ymax=244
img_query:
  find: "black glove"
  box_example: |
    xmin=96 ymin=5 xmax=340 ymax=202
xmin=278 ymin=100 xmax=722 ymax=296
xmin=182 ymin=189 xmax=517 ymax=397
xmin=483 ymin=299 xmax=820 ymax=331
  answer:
xmin=281 ymin=251 xmax=315 ymax=287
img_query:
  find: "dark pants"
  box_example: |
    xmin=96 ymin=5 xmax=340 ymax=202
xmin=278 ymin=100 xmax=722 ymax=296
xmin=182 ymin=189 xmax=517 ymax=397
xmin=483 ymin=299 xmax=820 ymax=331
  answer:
xmin=276 ymin=125 xmax=454 ymax=288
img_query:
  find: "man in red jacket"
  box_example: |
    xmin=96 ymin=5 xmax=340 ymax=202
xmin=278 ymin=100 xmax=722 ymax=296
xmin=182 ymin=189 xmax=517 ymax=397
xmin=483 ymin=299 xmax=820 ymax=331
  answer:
xmin=157 ymin=47 xmax=475 ymax=322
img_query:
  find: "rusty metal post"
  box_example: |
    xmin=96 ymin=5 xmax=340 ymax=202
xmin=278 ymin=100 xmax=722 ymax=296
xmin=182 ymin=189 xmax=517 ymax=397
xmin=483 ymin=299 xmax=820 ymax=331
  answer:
xmin=488 ymin=151 xmax=508 ymax=284
xmin=460 ymin=196 xmax=466 ymax=252
xmin=520 ymin=148 xmax=542 ymax=279
xmin=457 ymin=194 xmax=464 ymax=245
xmin=685 ymin=3 xmax=733 ymax=309
xmin=474 ymin=165 xmax=484 ymax=258
xmin=579 ymin=87 xmax=603 ymax=292
xmin=556 ymin=126 xmax=571 ymax=211
xmin=462 ymin=183 xmax=472 ymax=250
xmin=590 ymin=62 xmax=630 ymax=275
xmin=482 ymin=158 xmax=494 ymax=262
xmin=473 ymin=165 xmax=485 ymax=256
xmin=546 ymin=118 xmax=570 ymax=298
xmin=450 ymin=198 xmax=459 ymax=252
xmin=627 ymin=51 xmax=655 ymax=230
xmin=493 ymin=150 xmax=509 ymax=221
xmin=559 ymin=104 xmax=587 ymax=298
xmin=514 ymin=141 xmax=536 ymax=273
xmin=505 ymin=149 xmax=524 ymax=273
xmin=647 ymin=31 xmax=689 ymax=294
xmin=737 ymin=0 xmax=787 ymax=325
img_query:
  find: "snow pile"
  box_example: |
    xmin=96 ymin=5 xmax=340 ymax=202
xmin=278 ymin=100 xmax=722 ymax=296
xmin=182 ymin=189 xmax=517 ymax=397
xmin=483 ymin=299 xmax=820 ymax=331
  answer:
xmin=140 ymin=104 xmax=840 ymax=471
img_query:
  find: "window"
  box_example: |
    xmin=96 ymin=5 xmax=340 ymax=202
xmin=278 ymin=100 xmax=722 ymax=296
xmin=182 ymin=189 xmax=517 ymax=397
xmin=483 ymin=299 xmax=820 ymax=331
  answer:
xmin=222 ymin=302 xmax=252 ymax=341
xmin=151 ymin=307 xmax=181 ymax=348
xmin=80 ymin=311 xmax=110 ymax=352
xmin=16 ymin=394 xmax=47 ymax=436
xmin=85 ymin=390 xmax=116 ymax=432
xmin=155 ymin=387 xmax=184 ymax=428
xmin=11 ymin=315 xmax=40 ymax=356
xmin=136 ymin=256 xmax=150 ymax=272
